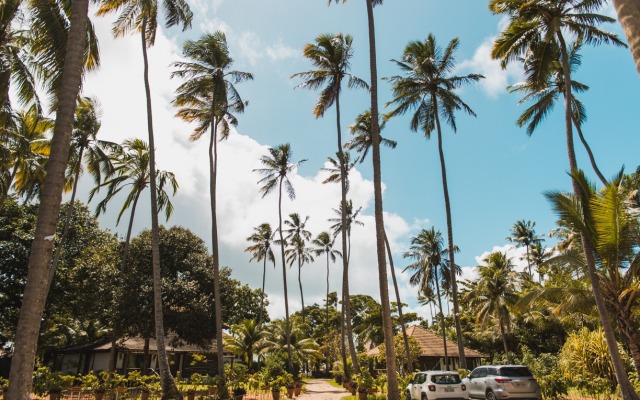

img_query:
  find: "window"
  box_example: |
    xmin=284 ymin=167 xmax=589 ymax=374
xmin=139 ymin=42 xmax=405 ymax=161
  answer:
xmin=500 ymin=367 xmax=533 ymax=377
xmin=431 ymin=374 xmax=462 ymax=385
xmin=470 ymin=368 xmax=487 ymax=379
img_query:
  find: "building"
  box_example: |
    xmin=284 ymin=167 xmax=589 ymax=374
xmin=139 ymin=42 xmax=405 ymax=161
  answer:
xmin=52 ymin=336 xmax=235 ymax=377
xmin=368 ymin=325 xmax=487 ymax=371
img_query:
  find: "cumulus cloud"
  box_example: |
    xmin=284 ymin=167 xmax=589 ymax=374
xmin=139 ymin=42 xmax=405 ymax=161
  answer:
xmin=236 ymin=32 xmax=298 ymax=66
xmin=458 ymin=37 xmax=524 ymax=98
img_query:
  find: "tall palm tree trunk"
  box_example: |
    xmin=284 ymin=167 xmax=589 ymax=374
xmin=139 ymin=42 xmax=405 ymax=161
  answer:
xmin=572 ymin=115 xmax=607 ymax=186
xmin=140 ymin=22 xmax=181 ymax=400
xmin=525 ymin=244 xmax=531 ymax=276
xmin=260 ymin=257 xmax=267 ymax=324
xmin=109 ymin=190 xmax=141 ymax=371
xmin=611 ymin=0 xmax=640 ymax=75
xmin=384 ymin=231 xmax=413 ymax=373
xmin=7 ymin=1 xmax=88 ymax=398
xmin=325 ymin=253 xmax=330 ymax=371
xmin=499 ymin=319 xmax=510 ymax=364
xmin=557 ymin=32 xmax=639 ymax=400
xmin=335 ymin=94 xmax=359 ymax=374
xmin=209 ymin=110 xmax=228 ymax=397
xmin=298 ymin=258 xmax=305 ymax=323
xmin=434 ymin=269 xmax=449 ymax=370
xmin=432 ymin=98 xmax=466 ymax=369
xmin=48 ymin=147 xmax=85 ymax=292
xmin=365 ymin=1 xmax=399 ymax=398
xmin=278 ymin=178 xmax=293 ymax=372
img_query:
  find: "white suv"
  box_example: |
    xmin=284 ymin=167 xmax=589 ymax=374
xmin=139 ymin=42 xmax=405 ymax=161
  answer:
xmin=406 ymin=371 xmax=469 ymax=400
xmin=463 ymin=365 xmax=541 ymax=400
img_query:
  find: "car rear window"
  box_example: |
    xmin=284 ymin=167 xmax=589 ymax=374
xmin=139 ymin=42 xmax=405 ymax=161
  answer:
xmin=431 ymin=374 xmax=462 ymax=384
xmin=500 ymin=367 xmax=533 ymax=377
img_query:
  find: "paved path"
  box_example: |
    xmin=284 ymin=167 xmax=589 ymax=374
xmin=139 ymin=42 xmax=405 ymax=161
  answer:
xmin=298 ymin=379 xmax=349 ymax=400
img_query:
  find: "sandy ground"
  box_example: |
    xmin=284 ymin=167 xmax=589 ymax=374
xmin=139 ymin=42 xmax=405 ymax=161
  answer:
xmin=298 ymin=379 xmax=349 ymax=400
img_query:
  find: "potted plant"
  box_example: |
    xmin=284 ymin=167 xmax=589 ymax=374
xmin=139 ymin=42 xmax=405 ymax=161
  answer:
xmin=186 ymin=388 xmax=196 ymax=400
xmin=354 ymin=371 xmax=375 ymax=400
xmin=293 ymin=381 xmax=302 ymax=397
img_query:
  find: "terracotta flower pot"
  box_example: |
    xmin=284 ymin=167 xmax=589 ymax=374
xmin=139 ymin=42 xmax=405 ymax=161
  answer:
xmin=358 ymin=391 xmax=367 ymax=400
xmin=94 ymin=392 xmax=105 ymax=400
xmin=293 ymin=386 xmax=301 ymax=396
xmin=271 ymin=390 xmax=280 ymax=400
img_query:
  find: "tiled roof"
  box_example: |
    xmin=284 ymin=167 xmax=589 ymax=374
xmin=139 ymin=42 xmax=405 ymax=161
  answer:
xmin=368 ymin=325 xmax=486 ymax=358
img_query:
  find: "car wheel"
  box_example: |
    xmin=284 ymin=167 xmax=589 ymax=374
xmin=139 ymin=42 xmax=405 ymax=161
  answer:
xmin=421 ymin=394 xmax=428 ymax=400
xmin=486 ymin=390 xmax=497 ymax=400
xmin=405 ymin=392 xmax=412 ymax=400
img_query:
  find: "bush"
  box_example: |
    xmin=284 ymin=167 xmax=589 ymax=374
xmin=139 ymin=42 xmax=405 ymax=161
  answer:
xmin=520 ymin=347 xmax=567 ymax=399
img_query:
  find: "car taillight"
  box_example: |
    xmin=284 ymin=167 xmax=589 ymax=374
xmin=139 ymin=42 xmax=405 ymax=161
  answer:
xmin=428 ymin=385 xmax=436 ymax=392
xmin=495 ymin=378 xmax=512 ymax=383
xmin=461 ymin=385 xmax=467 ymax=391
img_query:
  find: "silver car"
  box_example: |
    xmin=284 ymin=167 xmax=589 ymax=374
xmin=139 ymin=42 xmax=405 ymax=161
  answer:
xmin=406 ymin=371 xmax=469 ymax=400
xmin=463 ymin=365 xmax=541 ymax=400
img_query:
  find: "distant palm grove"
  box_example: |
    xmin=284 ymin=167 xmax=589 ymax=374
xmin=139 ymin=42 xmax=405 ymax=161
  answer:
xmin=2 ymin=0 xmax=640 ymax=400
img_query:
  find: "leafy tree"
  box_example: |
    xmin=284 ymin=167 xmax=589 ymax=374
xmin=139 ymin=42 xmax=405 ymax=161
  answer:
xmin=263 ymin=319 xmax=321 ymax=377
xmin=245 ymin=223 xmax=275 ymax=324
xmin=254 ymin=143 xmax=305 ymax=372
xmin=292 ymin=31 xmax=368 ymax=375
xmin=386 ymin=34 xmax=483 ymax=369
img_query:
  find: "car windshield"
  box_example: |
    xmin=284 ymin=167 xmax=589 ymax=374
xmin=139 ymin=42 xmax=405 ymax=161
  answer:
xmin=431 ymin=374 xmax=461 ymax=384
xmin=500 ymin=367 xmax=533 ymax=377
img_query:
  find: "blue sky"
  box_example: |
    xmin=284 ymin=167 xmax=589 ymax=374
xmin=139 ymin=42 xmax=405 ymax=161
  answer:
xmin=77 ymin=0 xmax=640 ymax=320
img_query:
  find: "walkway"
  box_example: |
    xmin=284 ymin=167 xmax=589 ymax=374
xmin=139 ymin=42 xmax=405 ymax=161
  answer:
xmin=299 ymin=379 xmax=349 ymax=400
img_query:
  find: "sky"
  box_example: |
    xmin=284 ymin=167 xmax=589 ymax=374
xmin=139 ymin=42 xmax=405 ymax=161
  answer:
xmin=72 ymin=0 xmax=640 ymax=322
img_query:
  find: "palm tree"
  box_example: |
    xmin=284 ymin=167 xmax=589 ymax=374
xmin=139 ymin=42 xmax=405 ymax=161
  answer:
xmin=506 ymin=220 xmax=542 ymax=277
xmin=528 ymin=241 xmax=549 ymax=283
xmin=226 ymin=319 xmax=269 ymax=372
xmin=311 ymin=230 xmax=342 ymax=368
xmin=507 ymin=41 xmax=607 ymax=185
xmin=345 ymin=109 xmax=397 ymax=162
xmin=254 ymin=143 xmax=306 ymax=373
xmin=327 ymin=0 xmax=399 ymax=395
xmin=546 ymin=171 xmax=640 ymax=374
xmin=292 ymin=32 xmax=367 ymax=375
xmin=7 ymin=1 xmax=90 ymax=397
xmin=96 ymin=0 xmax=192 ymax=394
xmin=284 ymin=213 xmax=313 ymax=322
xmin=344 ymin=109 xmax=413 ymax=372
xmin=386 ymin=34 xmax=483 ymax=369
xmin=171 ymin=32 xmax=252 ymax=393
xmin=470 ymin=252 xmax=519 ymax=363
xmin=321 ymin=151 xmax=356 ymax=190
xmin=263 ymin=319 xmax=322 ymax=367
xmin=245 ymin=223 xmax=276 ymax=324
xmin=90 ymin=138 xmax=177 ymax=371
xmin=403 ymin=228 xmax=454 ymax=370
xmin=49 ymin=97 xmax=118 ymax=289
xmin=490 ymin=2 xmax=634 ymax=397
xmin=328 ymin=200 xmax=363 ymax=266
xmin=0 ymin=104 xmax=52 ymax=209
xmin=91 ymin=138 xmax=177 ymax=272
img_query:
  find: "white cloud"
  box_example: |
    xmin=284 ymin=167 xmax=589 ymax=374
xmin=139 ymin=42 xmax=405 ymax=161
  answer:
xmin=458 ymin=37 xmax=524 ymax=98
xmin=236 ymin=32 xmax=298 ymax=66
